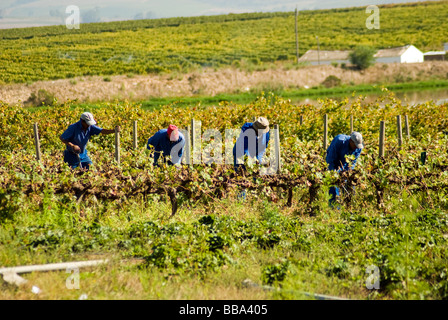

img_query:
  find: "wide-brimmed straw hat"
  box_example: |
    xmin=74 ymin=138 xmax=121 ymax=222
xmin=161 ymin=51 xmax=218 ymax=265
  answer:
xmin=253 ymin=117 xmax=270 ymax=133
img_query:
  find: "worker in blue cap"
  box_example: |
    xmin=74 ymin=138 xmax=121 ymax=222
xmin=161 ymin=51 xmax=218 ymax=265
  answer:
xmin=60 ymin=112 xmax=119 ymax=170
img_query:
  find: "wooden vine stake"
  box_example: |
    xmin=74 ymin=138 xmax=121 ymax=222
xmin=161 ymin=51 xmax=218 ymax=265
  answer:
xmin=274 ymin=124 xmax=281 ymax=172
xmin=379 ymin=121 xmax=385 ymax=158
xmin=33 ymin=123 xmax=42 ymax=162
xmin=397 ymin=115 xmax=403 ymax=149
xmin=191 ymin=119 xmax=202 ymax=164
xmin=350 ymin=114 xmax=354 ymax=133
xmin=182 ymin=126 xmax=191 ymax=165
xmin=133 ymin=120 xmax=138 ymax=149
xmin=323 ymin=114 xmax=328 ymax=150
xmin=404 ymin=115 xmax=410 ymax=140
xmin=300 ymin=115 xmax=303 ymax=126
xmin=115 ymin=126 xmax=120 ymax=165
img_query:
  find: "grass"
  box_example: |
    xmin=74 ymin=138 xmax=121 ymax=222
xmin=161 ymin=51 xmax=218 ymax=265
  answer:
xmin=1 ymin=182 xmax=447 ymax=300
xmin=136 ymin=79 xmax=448 ymax=110
xmin=22 ymin=78 xmax=448 ymax=113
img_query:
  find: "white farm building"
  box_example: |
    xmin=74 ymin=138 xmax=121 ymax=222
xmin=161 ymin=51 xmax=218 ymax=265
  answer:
xmin=298 ymin=45 xmax=424 ymax=65
xmin=374 ymin=45 xmax=424 ymax=63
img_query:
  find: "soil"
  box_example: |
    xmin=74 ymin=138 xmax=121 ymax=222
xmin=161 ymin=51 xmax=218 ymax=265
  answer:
xmin=1 ymin=61 xmax=448 ymax=105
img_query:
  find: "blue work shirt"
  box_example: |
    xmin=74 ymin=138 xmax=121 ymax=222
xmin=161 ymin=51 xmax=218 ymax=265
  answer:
xmin=60 ymin=120 xmax=103 ymax=166
xmin=233 ymin=122 xmax=270 ymax=167
xmin=326 ymin=134 xmax=362 ymax=172
xmin=147 ymin=129 xmax=185 ymax=166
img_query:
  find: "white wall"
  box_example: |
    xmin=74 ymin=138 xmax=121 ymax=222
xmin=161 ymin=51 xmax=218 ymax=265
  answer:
xmin=401 ymin=45 xmax=424 ymax=63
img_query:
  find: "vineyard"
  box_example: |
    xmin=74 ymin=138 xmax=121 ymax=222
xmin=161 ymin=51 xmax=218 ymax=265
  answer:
xmin=0 ymin=1 xmax=448 ymax=84
xmin=0 ymin=90 xmax=448 ymax=300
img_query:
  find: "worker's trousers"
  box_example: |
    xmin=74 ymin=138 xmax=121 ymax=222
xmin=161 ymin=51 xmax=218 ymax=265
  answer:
xmin=329 ymin=184 xmax=355 ymax=208
xmin=329 ymin=186 xmax=340 ymax=206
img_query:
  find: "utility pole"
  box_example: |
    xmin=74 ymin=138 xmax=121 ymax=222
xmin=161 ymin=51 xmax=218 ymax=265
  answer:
xmin=316 ymin=36 xmax=320 ymax=65
xmin=295 ymin=7 xmax=299 ymax=64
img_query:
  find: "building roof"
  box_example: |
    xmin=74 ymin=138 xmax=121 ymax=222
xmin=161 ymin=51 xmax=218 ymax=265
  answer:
xmin=423 ymin=51 xmax=446 ymax=55
xmin=298 ymin=50 xmax=350 ymax=62
xmin=374 ymin=45 xmax=418 ymax=58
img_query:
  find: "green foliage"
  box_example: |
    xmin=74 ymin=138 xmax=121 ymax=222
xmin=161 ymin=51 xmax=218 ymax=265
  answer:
xmin=349 ymin=46 xmax=377 ymax=70
xmin=0 ymin=2 xmax=447 ymax=83
xmin=1 ymin=92 xmax=448 ymax=299
xmin=325 ymin=259 xmax=350 ymax=279
xmin=262 ymin=261 xmax=290 ymax=285
xmin=23 ymin=89 xmax=56 ymax=107
xmin=321 ymin=75 xmax=341 ymax=88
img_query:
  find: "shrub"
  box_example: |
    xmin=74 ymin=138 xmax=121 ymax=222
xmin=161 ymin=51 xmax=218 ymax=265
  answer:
xmin=349 ymin=46 xmax=376 ymax=70
xmin=249 ymin=57 xmax=261 ymax=65
xmin=325 ymin=259 xmax=350 ymax=279
xmin=321 ymin=75 xmax=342 ymax=88
xmin=24 ymin=89 xmax=56 ymax=107
xmin=262 ymin=261 xmax=290 ymax=285
xmin=231 ymin=60 xmax=241 ymax=68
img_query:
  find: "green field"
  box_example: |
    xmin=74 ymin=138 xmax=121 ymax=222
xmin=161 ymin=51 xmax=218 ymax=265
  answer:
xmin=1 ymin=1 xmax=447 ymax=84
xmin=1 ymin=91 xmax=448 ymax=300
xmin=1 ymin=0 xmax=448 ymax=302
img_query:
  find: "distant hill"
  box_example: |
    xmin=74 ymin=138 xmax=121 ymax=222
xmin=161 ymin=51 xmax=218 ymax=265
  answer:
xmin=0 ymin=1 xmax=446 ymax=84
xmin=0 ymin=0 xmax=427 ymax=29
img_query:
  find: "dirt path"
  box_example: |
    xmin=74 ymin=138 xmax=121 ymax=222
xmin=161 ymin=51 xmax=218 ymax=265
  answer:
xmin=1 ymin=61 xmax=447 ymax=105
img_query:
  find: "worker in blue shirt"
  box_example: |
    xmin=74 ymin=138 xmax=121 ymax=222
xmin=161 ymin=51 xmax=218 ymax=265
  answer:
xmin=233 ymin=117 xmax=270 ymax=173
xmin=60 ymin=112 xmax=119 ymax=170
xmin=326 ymin=132 xmax=363 ymax=206
xmin=147 ymin=124 xmax=185 ymax=166
xmin=233 ymin=117 xmax=270 ymax=201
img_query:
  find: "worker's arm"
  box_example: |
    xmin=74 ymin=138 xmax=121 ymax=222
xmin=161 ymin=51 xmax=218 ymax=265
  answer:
xmin=60 ymin=137 xmax=81 ymax=153
xmin=172 ymin=138 xmax=186 ymax=165
xmin=325 ymin=140 xmax=340 ymax=171
xmin=147 ymin=131 xmax=163 ymax=165
xmin=60 ymin=125 xmax=81 ymax=153
xmin=234 ymin=131 xmax=247 ymax=165
xmin=100 ymin=126 xmax=120 ymax=135
xmin=147 ymin=131 xmax=161 ymax=150
xmin=349 ymin=149 xmax=362 ymax=169
xmin=256 ymin=132 xmax=270 ymax=164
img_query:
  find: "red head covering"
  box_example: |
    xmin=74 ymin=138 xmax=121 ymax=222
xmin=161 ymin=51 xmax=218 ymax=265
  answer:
xmin=167 ymin=124 xmax=179 ymax=142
